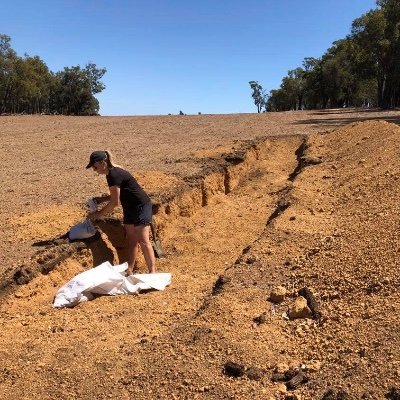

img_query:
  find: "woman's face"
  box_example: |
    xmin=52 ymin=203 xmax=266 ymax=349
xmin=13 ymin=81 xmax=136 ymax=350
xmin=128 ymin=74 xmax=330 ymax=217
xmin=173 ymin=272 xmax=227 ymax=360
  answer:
xmin=92 ymin=160 xmax=108 ymax=174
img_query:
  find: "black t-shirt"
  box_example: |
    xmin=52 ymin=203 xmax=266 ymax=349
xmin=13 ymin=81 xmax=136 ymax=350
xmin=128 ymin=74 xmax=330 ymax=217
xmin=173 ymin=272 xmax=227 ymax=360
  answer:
xmin=106 ymin=167 xmax=150 ymax=209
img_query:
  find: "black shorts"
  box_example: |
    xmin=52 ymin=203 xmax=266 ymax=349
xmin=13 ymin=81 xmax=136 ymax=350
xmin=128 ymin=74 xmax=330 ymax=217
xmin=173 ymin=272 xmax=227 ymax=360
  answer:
xmin=123 ymin=201 xmax=152 ymax=226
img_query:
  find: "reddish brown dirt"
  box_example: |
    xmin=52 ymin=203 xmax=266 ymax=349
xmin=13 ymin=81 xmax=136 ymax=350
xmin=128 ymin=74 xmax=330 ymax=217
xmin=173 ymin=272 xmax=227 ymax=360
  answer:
xmin=0 ymin=109 xmax=400 ymax=399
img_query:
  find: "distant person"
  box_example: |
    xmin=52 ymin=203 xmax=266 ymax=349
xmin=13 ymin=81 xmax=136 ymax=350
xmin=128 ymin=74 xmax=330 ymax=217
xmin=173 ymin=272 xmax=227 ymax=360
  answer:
xmin=86 ymin=150 xmax=156 ymax=274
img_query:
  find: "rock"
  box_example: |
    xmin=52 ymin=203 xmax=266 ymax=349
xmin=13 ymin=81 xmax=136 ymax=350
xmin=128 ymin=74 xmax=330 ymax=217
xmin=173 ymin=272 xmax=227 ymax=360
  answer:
xmin=285 ymin=394 xmax=302 ymax=400
xmin=271 ymin=372 xmax=286 ymax=382
xmin=288 ymin=296 xmax=312 ymax=319
xmin=270 ymin=286 xmax=287 ymax=303
xmin=321 ymin=388 xmax=349 ymax=400
xmin=271 ymin=367 xmax=299 ymax=384
xmin=386 ymin=387 xmax=400 ymax=400
xmin=285 ymin=370 xmax=308 ymax=389
xmin=275 ymin=383 xmax=287 ymax=394
xmin=253 ymin=313 xmax=267 ymax=325
xmin=298 ymin=287 xmax=321 ymax=320
xmin=303 ymin=155 xmax=322 ymax=165
xmin=284 ymin=369 xmax=298 ymax=381
xmin=223 ymin=362 xmax=245 ymax=378
xmin=282 ymin=312 xmax=290 ymax=320
xmin=246 ymin=366 xmax=264 ymax=381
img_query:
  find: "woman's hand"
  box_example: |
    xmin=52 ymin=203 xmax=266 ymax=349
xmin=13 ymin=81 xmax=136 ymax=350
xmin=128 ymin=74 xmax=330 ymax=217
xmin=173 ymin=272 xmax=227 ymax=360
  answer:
xmin=93 ymin=195 xmax=111 ymax=204
xmin=88 ymin=210 xmax=101 ymax=220
xmin=88 ymin=188 xmax=119 ymax=221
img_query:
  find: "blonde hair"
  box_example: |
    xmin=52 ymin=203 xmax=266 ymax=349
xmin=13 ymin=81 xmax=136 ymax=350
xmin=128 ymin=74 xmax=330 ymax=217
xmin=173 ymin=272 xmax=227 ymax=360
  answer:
xmin=104 ymin=150 xmax=122 ymax=169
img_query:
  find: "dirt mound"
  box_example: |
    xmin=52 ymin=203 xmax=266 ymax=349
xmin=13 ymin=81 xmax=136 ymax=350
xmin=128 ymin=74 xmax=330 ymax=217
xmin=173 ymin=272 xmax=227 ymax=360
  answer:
xmin=0 ymin=113 xmax=400 ymax=399
xmin=131 ymin=120 xmax=400 ymax=399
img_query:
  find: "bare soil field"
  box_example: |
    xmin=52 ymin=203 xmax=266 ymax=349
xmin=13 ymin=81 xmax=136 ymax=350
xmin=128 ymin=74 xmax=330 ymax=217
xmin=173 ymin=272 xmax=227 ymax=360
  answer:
xmin=0 ymin=109 xmax=399 ymax=399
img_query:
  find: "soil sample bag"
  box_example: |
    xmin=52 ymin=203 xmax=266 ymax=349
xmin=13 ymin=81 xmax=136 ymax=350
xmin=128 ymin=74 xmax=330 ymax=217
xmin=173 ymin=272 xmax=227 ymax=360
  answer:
xmin=69 ymin=219 xmax=97 ymax=240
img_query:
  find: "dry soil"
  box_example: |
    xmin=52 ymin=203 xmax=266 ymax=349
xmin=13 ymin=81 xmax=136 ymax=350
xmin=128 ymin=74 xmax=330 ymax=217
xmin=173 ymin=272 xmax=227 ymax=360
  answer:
xmin=0 ymin=109 xmax=399 ymax=399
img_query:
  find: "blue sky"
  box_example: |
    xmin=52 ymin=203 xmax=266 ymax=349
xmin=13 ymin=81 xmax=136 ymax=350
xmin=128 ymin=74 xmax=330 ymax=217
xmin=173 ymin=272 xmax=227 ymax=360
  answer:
xmin=1 ymin=0 xmax=377 ymax=115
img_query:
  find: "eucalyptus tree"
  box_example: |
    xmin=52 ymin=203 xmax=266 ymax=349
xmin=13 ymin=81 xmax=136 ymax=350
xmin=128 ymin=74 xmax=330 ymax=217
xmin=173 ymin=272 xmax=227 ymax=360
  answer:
xmin=249 ymin=80 xmax=268 ymax=112
xmin=0 ymin=33 xmax=107 ymax=115
xmin=84 ymin=63 xmax=107 ymax=95
xmin=53 ymin=65 xmax=100 ymax=115
xmin=377 ymin=0 xmax=400 ymax=107
xmin=0 ymin=34 xmax=18 ymax=113
xmin=351 ymin=0 xmax=400 ymax=108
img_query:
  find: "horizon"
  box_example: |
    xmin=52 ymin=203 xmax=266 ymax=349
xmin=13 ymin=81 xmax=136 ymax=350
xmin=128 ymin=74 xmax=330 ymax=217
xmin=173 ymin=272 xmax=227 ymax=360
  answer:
xmin=1 ymin=0 xmax=377 ymax=116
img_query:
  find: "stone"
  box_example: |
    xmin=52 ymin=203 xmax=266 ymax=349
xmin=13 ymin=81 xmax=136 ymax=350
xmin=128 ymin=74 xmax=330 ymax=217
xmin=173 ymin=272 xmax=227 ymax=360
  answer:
xmin=285 ymin=394 xmax=302 ymax=400
xmin=270 ymin=286 xmax=287 ymax=303
xmin=288 ymin=296 xmax=312 ymax=319
xmin=223 ymin=362 xmax=245 ymax=378
xmin=285 ymin=370 xmax=308 ymax=389
xmin=253 ymin=313 xmax=267 ymax=325
xmin=386 ymin=387 xmax=400 ymax=400
xmin=245 ymin=366 xmax=264 ymax=381
xmin=275 ymin=383 xmax=287 ymax=394
xmin=321 ymin=388 xmax=349 ymax=400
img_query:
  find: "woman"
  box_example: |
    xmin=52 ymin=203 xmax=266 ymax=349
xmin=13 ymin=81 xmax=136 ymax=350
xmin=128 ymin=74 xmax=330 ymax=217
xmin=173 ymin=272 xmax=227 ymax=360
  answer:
xmin=86 ymin=150 xmax=156 ymax=274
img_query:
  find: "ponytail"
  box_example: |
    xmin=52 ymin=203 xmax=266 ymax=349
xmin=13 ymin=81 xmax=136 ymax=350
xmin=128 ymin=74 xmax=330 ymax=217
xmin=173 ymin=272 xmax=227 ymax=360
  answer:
xmin=104 ymin=150 xmax=121 ymax=169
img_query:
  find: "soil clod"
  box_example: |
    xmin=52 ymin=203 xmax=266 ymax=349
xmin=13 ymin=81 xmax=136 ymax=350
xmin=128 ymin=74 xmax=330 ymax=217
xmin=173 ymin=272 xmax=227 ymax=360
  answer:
xmin=298 ymin=287 xmax=321 ymax=320
xmin=321 ymin=388 xmax=349 ymax=400
xmin=212 ymin=275 xmax=230 ymax=296
xmin=223 ymin=362 xmax=245 ymax=378
xmin=245 ymin=366 xmax=265 ymax=380
xmin=386 ymin=387 xmax=400 ymax=400
xmin=285 ymin=370 xmax=308 ymax=390
xmin=270 ymin=285 xmax=287 ymax=303
xmin=253 ymin=313 xmax=267 ymax=325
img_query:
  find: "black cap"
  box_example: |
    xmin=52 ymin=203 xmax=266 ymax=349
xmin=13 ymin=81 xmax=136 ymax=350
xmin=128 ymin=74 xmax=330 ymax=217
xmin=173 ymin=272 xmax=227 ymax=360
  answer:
xmin=86 ymin=151 xmax=107 ymax=169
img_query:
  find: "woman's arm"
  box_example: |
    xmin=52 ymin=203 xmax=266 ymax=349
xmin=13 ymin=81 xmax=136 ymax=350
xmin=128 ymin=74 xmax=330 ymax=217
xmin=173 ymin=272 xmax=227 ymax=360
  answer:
xmin=88 ymin=186 xmax=120 ymax=220
xmin=93 ymin=194 xmax=111 ymax=204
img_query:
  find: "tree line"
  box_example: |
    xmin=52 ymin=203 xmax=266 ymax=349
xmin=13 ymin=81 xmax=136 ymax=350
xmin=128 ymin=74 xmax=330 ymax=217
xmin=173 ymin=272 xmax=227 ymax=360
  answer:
xmin=250 ymin=0 xmax=400 ymax=112
xmin=0 ymin=34 xmax=106 ymax=115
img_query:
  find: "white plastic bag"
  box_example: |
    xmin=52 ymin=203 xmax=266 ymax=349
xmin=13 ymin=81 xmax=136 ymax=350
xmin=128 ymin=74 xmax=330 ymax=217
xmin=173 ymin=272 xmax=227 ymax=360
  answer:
xmin=122 ymin=273 xmax=172 ymax=293
xmin=87 ymin=198 xmax=97 ymax=212
xmin=69 ymin=219 xmax=97 ymax=240
xmin=53 ymin=261 xmax=172 ymax=308
xmin=53 ymin=261 xmax=128 ymax=308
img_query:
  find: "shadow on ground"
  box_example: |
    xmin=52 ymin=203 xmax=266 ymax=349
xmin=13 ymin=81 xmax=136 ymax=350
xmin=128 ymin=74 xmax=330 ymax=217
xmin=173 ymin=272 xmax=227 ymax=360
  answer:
xmin=294 ymin=109 xmax=400 ymax=127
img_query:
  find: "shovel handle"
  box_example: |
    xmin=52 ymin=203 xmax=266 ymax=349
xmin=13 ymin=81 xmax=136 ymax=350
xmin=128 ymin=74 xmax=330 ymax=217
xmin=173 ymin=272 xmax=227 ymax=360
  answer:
xmin=150 ymin=222 xmax=158 ymax=241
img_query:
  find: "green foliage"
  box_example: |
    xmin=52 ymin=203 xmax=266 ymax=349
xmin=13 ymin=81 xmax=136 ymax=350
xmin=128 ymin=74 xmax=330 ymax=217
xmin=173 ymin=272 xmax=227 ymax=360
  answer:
xmin=0 ymin=34 xmax=106 ymax=115
xmin=84 ymin=63 xmax=106 ymax=95
xmin=249 ymin=81 xmax=268 ymax=113
xmin=264 ymin=0 xmax=400 ymax=111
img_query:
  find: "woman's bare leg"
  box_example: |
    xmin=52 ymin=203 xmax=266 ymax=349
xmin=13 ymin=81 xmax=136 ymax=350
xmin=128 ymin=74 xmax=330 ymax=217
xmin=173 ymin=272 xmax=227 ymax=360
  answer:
xmin=125 ymin=224 xmax=156 ymax=274
xmin=125 ymin=225 xmax=140 ymax=274
xmin=136 ymin=225 xmax=156 ymax=273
